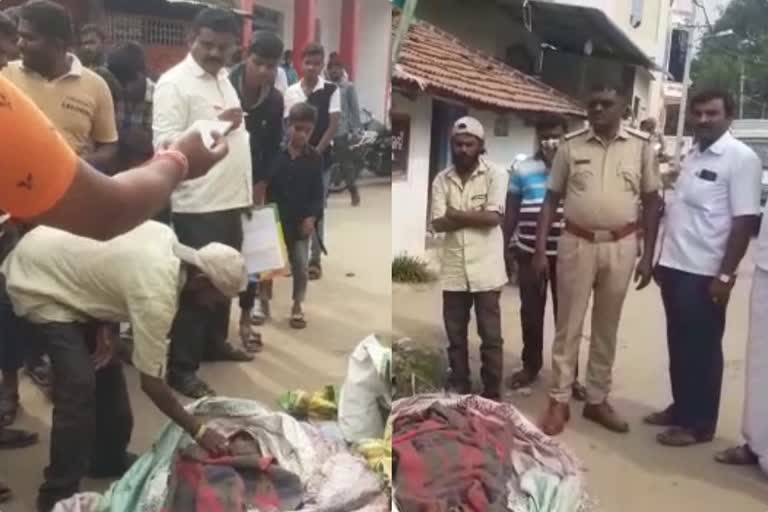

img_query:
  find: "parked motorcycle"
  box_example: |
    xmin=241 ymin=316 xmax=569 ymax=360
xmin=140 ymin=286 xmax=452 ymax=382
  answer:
xmin=329 ymin=109 xmax=392 ymax=193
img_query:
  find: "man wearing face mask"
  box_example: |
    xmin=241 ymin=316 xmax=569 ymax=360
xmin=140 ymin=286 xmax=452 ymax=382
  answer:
xmin=431 ymin=117 xmax=509 ymax=400
xmin=154 ymin=7 xmax=254 ymax=399
xmin=535 ymin=84 xmax=661 ymax=436
xmin=504 ymin=114 xmax=586 ymax=400
xmin=650 ymin=89 xmax=762 ymax=447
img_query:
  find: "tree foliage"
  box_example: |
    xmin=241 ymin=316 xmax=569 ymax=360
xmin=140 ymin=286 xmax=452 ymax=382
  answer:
xmin=691 ymin=0 xmax=768 ymax=118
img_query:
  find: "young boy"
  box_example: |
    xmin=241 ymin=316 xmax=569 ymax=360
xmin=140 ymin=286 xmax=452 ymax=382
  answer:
xmin=267 ymin=103 xmax=325 ymax=329
xmin=284 ymin=43 xmax=340 ymax=280
xmin=230 ymin=31 xmax=285 ymax=349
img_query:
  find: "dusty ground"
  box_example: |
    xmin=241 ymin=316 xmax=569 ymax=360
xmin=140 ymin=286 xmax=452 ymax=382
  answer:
xmin=0 ymin=182 xmax=392 ymax=511
xmin=394 ymin=249 xmax=768 ymax=512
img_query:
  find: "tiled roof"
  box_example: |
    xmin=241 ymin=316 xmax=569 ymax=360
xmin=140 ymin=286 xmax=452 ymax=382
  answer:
xmin=393 ymin=17 xmax=585 ymax=117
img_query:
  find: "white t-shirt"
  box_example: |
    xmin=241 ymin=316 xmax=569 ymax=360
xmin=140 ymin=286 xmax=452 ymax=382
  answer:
xmin=283 ymin=76 xmax=341 ymax=118
xmin=153 ymin=55 xmax=252 ymax=214
xmin=659 ymin=131 xmax=762 ymax=276
xmin=275 ymin=67 xmax=288 ymax=94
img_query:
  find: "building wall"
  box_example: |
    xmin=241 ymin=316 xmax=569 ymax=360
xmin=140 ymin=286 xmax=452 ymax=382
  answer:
xmin=392 ymin=92 xmax=433 ymax=258
xmin=253 ymin=0 xmax=389 ymax=122
xmin=417 ymin=0 xmax=538 ymax=62
xmin=470 ymin=109 xmax=535 ymax=170
xmin=356 ymin=0 xmax=391 ymax=121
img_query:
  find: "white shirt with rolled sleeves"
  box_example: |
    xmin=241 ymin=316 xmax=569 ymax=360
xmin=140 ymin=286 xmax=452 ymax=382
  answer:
xmin=283 ymin=76 xmax=341 ymax=117
xmin=660 ymin=131 xmax=763 ymax=276
xmin=431 ymin=158 xmax=509 ymax=292
xmin=1 ymin=222 xmax=185 ymax=379
xmin=153 ymin=54 xmax=252 ymax=214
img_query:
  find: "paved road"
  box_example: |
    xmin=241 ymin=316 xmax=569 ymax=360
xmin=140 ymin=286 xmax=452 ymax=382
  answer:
xmin=394 ymin=248 xmax=768 ymax=512
xmin=0 ymin=183 xmax=392 ymax=511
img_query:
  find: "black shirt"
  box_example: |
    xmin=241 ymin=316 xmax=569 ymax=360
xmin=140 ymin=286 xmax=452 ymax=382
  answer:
xmin=267 ymin=146 xmax=325 ymax=241
xmin=229 ymin=63 xmax=285 ymax=183
xmin=305 ymin=80 xmax=337 ymax=166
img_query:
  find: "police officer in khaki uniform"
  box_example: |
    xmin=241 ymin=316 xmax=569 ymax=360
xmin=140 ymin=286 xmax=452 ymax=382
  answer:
xmin=534 ymin=84 xmax=662 ymax=436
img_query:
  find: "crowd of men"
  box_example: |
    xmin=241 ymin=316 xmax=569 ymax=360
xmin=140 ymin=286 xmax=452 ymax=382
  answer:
xmin=432 ymin=83 xmax=768 ymax=476
xmin=0 ymin=1 xmax=366 ymax=510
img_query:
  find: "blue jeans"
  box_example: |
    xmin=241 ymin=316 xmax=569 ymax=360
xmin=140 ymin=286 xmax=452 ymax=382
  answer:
xmin=657 ymin=266 xmax=726 ymax=434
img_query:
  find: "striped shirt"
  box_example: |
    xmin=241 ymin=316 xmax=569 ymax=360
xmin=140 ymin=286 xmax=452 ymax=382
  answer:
xmin=508 ymin=156 xmax=564 ymax=256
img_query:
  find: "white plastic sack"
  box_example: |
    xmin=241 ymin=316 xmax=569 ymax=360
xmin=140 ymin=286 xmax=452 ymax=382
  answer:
xmin=338 ymin=335 xmax=391 ymax=443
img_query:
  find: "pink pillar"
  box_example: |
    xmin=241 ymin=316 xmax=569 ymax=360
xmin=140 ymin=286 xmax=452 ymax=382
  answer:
xmin=293 ymin=0 xmax=317 ymax=75
xmin=339 ymin=0 xmax=360 ymax=80
xmin=240 ymin=0 xmax=255 ymax=49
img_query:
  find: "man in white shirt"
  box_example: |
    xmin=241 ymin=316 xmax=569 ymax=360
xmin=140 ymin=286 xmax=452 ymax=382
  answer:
xmin=283 ymin=43 xmax=340 ymax=279
xmin=716 ymin=202 xmax=768 ymax=474
xmin=648 ymin=90 xmax=762 ymax=447
xmin=1 ymin=222 xmax=246 ymax=511
xmin=153 ymin=8 xmax=254 ymax=399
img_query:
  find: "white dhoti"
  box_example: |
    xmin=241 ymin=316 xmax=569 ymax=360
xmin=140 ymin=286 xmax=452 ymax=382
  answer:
xmin=744 ymin=267 xmax=768 ymax=475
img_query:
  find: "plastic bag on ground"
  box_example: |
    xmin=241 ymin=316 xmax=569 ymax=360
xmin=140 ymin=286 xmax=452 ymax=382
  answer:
xmin=338 ymin=334 xmax=392 ymax=443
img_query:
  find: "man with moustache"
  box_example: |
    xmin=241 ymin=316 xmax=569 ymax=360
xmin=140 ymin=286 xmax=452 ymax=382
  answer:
xmin=535 ymin=84 xmax=661 ymax=436
xmin=649 ymin=89 xmax=762 ymax=447
xmin=4 ymin=1 xmax=118 ymax=172
xmin=430 ymin=117 xmax=509 ymax=400
xmin=154 ymin=7 xmax=254 ymax=399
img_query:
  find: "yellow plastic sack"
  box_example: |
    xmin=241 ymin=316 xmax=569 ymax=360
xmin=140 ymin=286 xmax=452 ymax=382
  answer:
xmin=354 ymin=420 xmax=392 ymax=486
xmin=278 ymin=385 xmax=338 ymax=421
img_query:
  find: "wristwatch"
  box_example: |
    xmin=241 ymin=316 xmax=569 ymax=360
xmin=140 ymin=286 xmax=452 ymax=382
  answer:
xmin=717 ymin=273 xmax=734 ymax=285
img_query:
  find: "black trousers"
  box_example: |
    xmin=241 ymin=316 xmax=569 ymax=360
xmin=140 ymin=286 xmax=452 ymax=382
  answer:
xmin=38 ymin=322 xmax=132 ymax=508
xmin=169 ymin=209 xmax=243 ymax=378
xmin=658 ymin=266 xmax=726 ymax=434
xmin=516 ymin=251 xmax=558 ymax=375
xmin=443 ymin=290 xmax=504 ymax=396
xmin=0 ymin=278 xmax=45 ymax=373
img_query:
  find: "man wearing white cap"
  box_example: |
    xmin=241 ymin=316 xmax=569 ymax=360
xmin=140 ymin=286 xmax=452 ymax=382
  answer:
xmin=0 ymin=221 xmax=246 ymax=511
xmin=430 ymin=116 xmax=509 ymax=400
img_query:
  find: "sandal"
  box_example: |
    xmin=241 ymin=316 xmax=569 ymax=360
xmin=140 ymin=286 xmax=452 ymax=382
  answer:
xmin=656 ymin=426 xmax=714 ymax=447
xmin=0 ymin=480 xmax=11 ymax=503
xmin=239 ymin=323 xmax=264 ymax=353
xmin=168 ymin=374 xmax=216 ymax=400
xmin=715 ymin=445 xmax=759 ymax=466
xmin=290 ymin=312 xmax=307 ymax=330
xmin=205 ymin=343 xmax=254 ymax=362
xmin=0 ymin=395 xmax=19 ymax=428
xmin=0 ymin=427 xmax=38 ymax=449
xmin=506 ymin=369 xmax=537 ymax=390
xmin=308 ymin=265 xmax=322 ymax=281
xmin=24 ymin=363 xmax=51 ymax=389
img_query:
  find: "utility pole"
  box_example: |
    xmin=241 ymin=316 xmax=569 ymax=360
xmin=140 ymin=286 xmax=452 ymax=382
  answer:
xmin=739 ymin=56 xmax=745 ymax=119
xmin=673 ymin=9 xmax=696 ymax=174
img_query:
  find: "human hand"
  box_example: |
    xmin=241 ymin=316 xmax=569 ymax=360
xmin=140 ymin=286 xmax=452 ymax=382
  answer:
xmin=532 ymin=250 xmax=549 ymax=284
xmin=217 ymin=108 xmax=243 ymax=131
xmin=709 ymin=277 xmax=734 ymax=306
xmin=92 ymin=324 xmax=117 ymax=370
xmin=196 ymin=425 xmax=231 ymax=457
xmin=301 ymin=217 xmax=316 ymax=237
xmin=169 ymin=131 xmax=229 ymax=180
xmin=634 ymin=256 xmax=653 ymax=290
xmin=252 ymin=182 xmax=267 ymax=206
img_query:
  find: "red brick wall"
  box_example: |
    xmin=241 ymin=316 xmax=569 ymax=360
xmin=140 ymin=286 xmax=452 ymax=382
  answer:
xmin=145 ymin=45 xmax=187 ymax=77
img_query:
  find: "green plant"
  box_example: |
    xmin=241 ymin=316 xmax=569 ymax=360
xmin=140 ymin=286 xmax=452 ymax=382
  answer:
xmin=391 ymin=255 xmax=435 ymax=283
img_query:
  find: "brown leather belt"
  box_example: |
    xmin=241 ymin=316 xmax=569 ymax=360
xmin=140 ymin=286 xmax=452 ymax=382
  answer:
xmin=565 ymin=221 xmax=638 ymax=243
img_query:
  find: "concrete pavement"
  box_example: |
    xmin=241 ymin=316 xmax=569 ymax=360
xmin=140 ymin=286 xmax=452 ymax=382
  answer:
xmin=0 ymin=183 xmax=392 ymax=511
xmin=394 ymin=249 xmax=768 ymax=512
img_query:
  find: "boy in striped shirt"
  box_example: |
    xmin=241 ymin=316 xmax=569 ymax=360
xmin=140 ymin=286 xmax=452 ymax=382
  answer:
xmin=505 ymin=114 xmax=586 ymax=399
